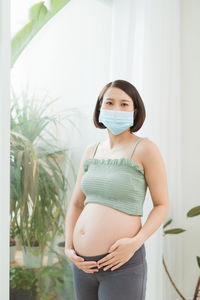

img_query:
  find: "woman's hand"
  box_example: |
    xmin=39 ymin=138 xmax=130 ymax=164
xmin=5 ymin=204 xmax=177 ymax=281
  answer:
xmin=65 ymin=248 xmax=99 ymax=274
xmin=96 ymin=237 xmax=142 ymax=271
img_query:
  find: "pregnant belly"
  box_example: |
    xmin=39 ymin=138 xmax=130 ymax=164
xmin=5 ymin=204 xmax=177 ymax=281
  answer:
xmin=72 ymin=203 xmax=142 ymax=256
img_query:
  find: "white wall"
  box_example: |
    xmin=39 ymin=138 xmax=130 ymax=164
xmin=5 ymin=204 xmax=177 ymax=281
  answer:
xmin=181 ymin=0 xmax=200 ymax=298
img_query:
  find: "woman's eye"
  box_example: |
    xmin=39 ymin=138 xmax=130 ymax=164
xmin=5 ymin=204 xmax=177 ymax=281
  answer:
xmin=106 ymin=102 xmax=128 ymax=106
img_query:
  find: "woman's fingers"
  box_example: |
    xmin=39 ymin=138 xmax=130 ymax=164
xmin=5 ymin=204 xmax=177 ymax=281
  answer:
xmin=110 ymin=262 xmax=124 ymax=271
xmin=98 ymin=257 xmax=116 ymax=269
xmin=77 ymin=261 xmax=99 ymax=273
xmin=102 ymin=260 xmax=121 ymax=271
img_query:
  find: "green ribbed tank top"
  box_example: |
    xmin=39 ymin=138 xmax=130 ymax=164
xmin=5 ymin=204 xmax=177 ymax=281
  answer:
xmin=81 ymin=137 xmax=148 ymax=216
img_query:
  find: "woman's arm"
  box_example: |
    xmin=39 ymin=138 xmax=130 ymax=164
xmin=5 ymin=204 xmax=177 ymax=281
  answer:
xmin=133 ymin=139 xmax=170 ymax=247
xmin=65 ymin=203 xmax=84 ymax=250
xmin=64 ymin=143 xmax=96 ymax=251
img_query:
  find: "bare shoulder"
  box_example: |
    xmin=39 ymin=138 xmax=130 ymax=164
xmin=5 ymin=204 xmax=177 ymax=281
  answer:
xmin=141 ymin=137 xmax=164 ymax=163
xmin=134 ymin=137 xmax=159 ymax=161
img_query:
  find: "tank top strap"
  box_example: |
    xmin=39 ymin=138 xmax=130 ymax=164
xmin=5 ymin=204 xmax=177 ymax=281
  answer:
xmin=128 ymin=137 xmax=147 ymax=159
xmin=92 ymin=142 xmax=100 ymax=158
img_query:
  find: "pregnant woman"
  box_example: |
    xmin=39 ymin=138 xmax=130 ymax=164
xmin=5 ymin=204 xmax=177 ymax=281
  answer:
xmin=65 ymin=79 xmax=170 ymax=300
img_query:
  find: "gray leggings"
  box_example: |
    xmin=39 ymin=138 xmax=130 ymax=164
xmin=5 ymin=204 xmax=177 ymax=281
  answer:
xmin=72 ymin=243 xmax=147 ymax=300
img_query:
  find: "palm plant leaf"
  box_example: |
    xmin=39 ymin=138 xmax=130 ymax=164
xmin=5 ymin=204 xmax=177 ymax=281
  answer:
xmin=11 ymin=0 xmax=71 ymax=67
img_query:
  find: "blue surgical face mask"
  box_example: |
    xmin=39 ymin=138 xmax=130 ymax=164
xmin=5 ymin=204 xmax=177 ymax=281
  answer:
xmin=99 ymin=108 xmax=134 ymax=135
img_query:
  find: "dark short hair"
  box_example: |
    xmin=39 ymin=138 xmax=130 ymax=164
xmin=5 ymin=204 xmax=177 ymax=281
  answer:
xmin=93 ymin=79 xmax=146 ymax=132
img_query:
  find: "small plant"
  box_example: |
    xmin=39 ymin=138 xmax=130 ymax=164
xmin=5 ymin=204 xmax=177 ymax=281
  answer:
xmin=35 ymin=264 xmax=65 ymax=300
xmin=10 ymin=266 xmax=37 ymax=299
xmin=36 ymin=248 xmax=75 ymax=300
xmin=10 ymin=266 xmax=37 ymax=290
xmin=10 ymin=253 xmax=74 ymax=300
xmin=163 ymin=205 xmax=200 ymax=300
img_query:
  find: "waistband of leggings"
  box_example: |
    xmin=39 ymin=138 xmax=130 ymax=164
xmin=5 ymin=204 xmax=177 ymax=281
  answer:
xmin=74 ymin=243 xmax=145 ymax=261
xmin=74 ymin=250 xmax=109 ymax=261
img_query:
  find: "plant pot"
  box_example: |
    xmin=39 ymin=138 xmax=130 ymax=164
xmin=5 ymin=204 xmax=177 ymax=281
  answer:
xmin=56 ymin=241 xmax=65 ymax=257
xmin=21 ymin=246 xmax=44 ymax=268
xmin=10 ymin=285 xmax=37 ymax=300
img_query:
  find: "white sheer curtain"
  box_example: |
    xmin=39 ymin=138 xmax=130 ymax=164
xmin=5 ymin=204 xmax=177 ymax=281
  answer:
xmin=108 ymin=0 xmax=181 ymax=299
xmin=8 ymin=0 xmax=183 ymax=298
xmin=0 ymin=0 xmax=10 ymax=299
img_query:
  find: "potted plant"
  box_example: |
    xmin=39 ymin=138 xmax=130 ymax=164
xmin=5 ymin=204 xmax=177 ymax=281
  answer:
xmin=33 ymin=250 xmax=75 ymax=300
xmin=163 ymin=205 xmax=200 ymax=300
xmin=10 ymin=90 xmax=76 ymax=267
xmin=10 ymin=266 xmax=37 ymax=300
xmin=10 ymin=250 xmax=75 ymax=300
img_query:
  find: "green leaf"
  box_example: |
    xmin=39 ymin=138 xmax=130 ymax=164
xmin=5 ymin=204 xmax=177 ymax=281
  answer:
xmin=46 ymin=233 xmax=52 ymax=241
xmin=197 ymin=256 xmax=200 ymax=269
xmin=187 ymin=206 xmax=200 ymax=217
xmin=11 ymin=0 xmax=71 ymax=67
xmin=29 ymin=2 xmax=48 ymax=20
xmin=164 ymin=228 xmax=186 ymax=235
xmin=57 ymin=277 xmax=64 ymax=284
xmin=163 ymin=218 xmax=173 ymax=229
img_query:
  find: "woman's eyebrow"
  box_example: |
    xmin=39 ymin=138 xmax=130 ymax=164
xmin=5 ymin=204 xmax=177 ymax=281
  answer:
xmin=105 ymin=97 xmax=131 ymax=102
